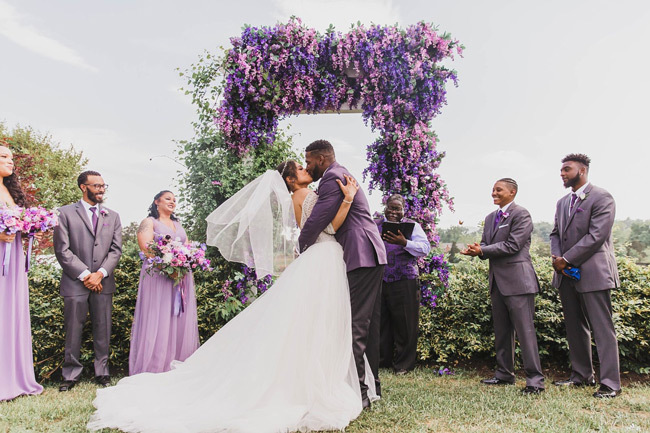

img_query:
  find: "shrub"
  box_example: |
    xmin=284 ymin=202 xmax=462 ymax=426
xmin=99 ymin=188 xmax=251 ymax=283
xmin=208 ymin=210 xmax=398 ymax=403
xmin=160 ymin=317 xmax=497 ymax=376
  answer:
xmin=418 ymin=254 xmax=650 ymax=373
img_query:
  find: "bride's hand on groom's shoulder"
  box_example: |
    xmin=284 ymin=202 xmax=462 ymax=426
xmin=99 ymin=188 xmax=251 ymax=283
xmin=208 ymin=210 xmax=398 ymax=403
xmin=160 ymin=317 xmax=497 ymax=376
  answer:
xmin=337 ymin=174 xmax=359 ymax=203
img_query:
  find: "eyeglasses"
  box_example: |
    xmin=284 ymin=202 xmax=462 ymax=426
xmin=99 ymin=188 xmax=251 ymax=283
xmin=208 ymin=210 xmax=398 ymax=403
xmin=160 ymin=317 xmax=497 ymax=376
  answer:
xmin=84 ymin=183 xmax=109 ymax=190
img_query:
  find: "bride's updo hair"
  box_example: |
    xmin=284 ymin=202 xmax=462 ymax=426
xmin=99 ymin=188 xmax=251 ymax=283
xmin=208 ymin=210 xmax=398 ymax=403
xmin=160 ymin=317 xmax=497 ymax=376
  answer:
xmin=276 ymin=160 xmax=298 ymax=191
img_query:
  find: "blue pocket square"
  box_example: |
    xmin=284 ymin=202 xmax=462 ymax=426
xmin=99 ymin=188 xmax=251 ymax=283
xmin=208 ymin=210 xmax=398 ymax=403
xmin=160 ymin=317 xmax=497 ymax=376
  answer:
xmin=564 ymin=267 xmax=581 ymax=281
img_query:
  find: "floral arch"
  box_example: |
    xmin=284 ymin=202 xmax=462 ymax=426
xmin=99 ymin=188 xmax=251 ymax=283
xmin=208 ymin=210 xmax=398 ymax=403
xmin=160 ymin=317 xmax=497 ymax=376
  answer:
xmin=216 ymin=18 xmax=463 ymax=243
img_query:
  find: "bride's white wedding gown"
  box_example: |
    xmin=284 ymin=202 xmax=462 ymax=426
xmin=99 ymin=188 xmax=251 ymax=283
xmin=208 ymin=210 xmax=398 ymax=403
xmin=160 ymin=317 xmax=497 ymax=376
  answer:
xmin=88 ymin=191 xmax=373 ymax=433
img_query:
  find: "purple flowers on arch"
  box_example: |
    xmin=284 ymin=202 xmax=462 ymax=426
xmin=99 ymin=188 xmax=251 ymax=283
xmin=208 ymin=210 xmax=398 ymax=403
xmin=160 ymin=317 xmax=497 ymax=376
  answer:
xmin=217 ymin=18 xmax=463 ymax=243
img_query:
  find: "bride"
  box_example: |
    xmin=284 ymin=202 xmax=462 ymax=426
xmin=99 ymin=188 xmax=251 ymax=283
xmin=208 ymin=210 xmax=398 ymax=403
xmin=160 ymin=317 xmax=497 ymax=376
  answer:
xmin=88 ymin=160 xmax=375 ymax=433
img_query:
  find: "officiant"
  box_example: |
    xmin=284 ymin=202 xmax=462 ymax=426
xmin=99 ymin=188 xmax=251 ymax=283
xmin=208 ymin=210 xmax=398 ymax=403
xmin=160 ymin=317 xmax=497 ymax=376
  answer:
xmin=375 ymin=194 xmax=430 ymax=374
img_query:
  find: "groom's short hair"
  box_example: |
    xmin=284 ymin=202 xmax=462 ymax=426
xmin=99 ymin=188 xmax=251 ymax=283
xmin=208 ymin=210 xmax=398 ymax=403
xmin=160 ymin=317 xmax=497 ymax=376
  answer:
xmin=77 ymin=170 xmax=102 ymax=188
xmin=306 ymin=140 xmax=335 ymax=157
xmin=497 ymin=178 xmax=518 ymax=193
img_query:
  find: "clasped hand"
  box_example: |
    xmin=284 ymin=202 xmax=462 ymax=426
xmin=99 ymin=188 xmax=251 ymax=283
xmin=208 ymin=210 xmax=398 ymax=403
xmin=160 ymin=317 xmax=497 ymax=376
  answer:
xmin=551 ymin=255 xmax=571 ymax=276
xmin=460 ymin=242 xmax=482 ymax=257
xmin=83 ymin=271 xmax=104 ymax=293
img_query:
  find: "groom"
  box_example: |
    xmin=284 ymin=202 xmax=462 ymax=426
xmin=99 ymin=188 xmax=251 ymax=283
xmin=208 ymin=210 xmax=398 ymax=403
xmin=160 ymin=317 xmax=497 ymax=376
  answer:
xmin=299 ymin=140 xmax=387 ymax=409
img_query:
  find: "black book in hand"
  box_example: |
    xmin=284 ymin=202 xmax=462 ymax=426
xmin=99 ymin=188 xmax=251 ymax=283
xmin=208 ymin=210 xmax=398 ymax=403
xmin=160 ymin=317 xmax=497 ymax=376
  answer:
xmin=381 ymin=222 xmax=415 ymax=240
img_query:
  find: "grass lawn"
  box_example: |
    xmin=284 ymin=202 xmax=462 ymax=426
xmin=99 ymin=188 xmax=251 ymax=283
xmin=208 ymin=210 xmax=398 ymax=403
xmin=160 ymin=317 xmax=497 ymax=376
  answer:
xmin=1 ymin=367 xmax=649 ymax=432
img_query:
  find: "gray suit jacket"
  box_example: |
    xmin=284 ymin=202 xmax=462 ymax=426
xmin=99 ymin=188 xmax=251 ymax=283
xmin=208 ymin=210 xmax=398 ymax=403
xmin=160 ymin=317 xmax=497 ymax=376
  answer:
xmin=479 ymin=202 xmax=539 ymax=296
xmin=298 ymin=162 xmax=387 ymax=272
xmin=550 ymin=184 xmax=619 ymax=292
xmin=54 ymin=201 xmax=123 ymax=296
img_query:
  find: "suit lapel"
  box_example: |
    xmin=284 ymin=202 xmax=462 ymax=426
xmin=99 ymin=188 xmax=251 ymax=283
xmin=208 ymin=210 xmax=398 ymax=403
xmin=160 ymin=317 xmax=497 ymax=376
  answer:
xmin=75 ymin=201 xmax=95 ymax=236
xmin=487 ymin=210 xmax=498 ymax=242
xmin=96 ymin=206 xmax=105 ymax=237
xmin=490 ymin=203 xmax=515 ymax=242
xmin=563 ymin=184 xmax=592 ymax=234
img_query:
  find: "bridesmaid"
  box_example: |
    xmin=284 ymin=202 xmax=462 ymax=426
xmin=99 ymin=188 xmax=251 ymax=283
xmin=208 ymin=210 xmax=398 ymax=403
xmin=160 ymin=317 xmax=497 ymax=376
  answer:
xmin=129 ymin=191 xmax=200 ymax=375
xmin=0 ymin=145 xmax=43 ymax=401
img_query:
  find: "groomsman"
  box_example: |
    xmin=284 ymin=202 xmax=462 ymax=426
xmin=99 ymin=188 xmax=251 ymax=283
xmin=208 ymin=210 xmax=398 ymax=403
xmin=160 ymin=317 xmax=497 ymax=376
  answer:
xmin=462 ymin=178 xmax=544 ymax=394
xmin=54 ymin=171 xmax=122 ymax=391
xmin=550 ymin=154 xmax=621 ymax=398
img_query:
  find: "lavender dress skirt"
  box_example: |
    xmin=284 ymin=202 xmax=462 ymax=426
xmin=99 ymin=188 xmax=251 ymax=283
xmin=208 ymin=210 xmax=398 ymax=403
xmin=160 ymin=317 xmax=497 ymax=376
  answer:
xmin=128 ymin=219 xmax=200 ymax=375
xmin=0 ymin=233 xmax=43 ymax=401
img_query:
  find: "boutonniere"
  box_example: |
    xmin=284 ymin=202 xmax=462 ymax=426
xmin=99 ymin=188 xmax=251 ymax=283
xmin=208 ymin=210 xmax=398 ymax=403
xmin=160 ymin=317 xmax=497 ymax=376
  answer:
xmin=579 ymin=192 xmax=587 ymax=201
xmin=100 ymin=209 xmax=109 ymax=217
xmin=501 ymin=212 xmax=510 ymax=219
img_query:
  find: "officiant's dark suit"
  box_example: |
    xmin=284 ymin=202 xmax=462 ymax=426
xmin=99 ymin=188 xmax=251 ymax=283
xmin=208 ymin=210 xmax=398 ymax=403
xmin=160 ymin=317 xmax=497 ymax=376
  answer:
xmin=550 ymin=154 xmax=620 ymax=397
xmin=462 ymin=179 xmax=544 ymax=393
xmin=299 ymin=140 xmax=387 ymax=407
xmin=54 ymin=171 xmax=122 ymax=391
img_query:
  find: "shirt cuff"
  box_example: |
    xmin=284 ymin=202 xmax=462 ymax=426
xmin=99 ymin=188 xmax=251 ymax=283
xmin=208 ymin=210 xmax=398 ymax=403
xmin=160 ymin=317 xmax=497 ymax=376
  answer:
xmin=78 ymin=270 xmax=91 ymax=281
xmin=98 ymin=268 xmax=108 ymax=278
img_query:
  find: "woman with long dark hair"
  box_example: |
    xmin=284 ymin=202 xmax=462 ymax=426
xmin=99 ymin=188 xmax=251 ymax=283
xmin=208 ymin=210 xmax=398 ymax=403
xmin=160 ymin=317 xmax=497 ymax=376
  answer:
xmin=128 ymin=190 xmax=200 ymax=375
xmin=0 ymin=145 xmax=43 ymax=401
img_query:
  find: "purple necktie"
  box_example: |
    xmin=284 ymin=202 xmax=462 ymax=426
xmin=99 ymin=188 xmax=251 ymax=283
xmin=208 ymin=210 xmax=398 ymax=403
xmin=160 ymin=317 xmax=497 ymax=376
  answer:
xmin=493 ymin=210 xmax=503 ymax=229
xmin=569 ymin=193 xmax=578 ymax=214
xmin=90 ymin=207 xmax=98 ymax=233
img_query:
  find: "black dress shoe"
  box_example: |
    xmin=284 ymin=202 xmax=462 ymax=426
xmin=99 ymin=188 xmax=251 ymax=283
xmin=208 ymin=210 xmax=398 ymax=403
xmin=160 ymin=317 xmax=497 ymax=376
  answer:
xmin=95 ymin=375 xmax=111 ymax=387
xmin=593 ymin=385 xmax=621 ymax=398
xmin=553 ymin=378 xmax=597 ymax=387
xmin=521 ymin=386 xmax=545 ymax=395
xmin=395 ymin=369 xmax=409 ymax=376
xmin=59 ymin=380 xmax=76 ymax=392
xmin=480 ymin=377 xmax=514 ymax=385
xmin=362 ymin=397 xmax=371 ymax=411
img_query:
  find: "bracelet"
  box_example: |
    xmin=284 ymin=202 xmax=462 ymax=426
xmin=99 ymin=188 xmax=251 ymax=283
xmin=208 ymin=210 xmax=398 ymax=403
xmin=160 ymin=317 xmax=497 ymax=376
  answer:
xmin=343 ymin=199 xmax=353 ymax=204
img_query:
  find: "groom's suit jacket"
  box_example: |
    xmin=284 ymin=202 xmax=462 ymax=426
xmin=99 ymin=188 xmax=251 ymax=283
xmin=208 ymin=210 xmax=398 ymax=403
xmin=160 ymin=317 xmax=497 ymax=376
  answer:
xmin=479 ymin=202 xmax=539 ymax=296
xmin=54 ymin=200 xmax=123 ymax=296
xmin=549 ymin=184 xmax=619 ymax=292
xmin=298 ymin=161 xmax=386 ymax=272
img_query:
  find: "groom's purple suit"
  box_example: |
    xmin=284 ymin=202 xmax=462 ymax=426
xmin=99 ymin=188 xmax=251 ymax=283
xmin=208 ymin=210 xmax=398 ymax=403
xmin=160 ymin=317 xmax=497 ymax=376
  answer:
xmin=299 ymin=161 xmax=387 ymax=400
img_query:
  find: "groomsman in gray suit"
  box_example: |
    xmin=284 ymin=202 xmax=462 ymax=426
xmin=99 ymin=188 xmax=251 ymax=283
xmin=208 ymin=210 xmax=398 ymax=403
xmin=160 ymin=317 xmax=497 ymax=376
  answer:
xmin=54 ymin=170 xmax=122 ymax=391
xmin=550 ymin=154 xmax=621 ymax=398
xmin=462 ymin=178 xmax=545 ymax=394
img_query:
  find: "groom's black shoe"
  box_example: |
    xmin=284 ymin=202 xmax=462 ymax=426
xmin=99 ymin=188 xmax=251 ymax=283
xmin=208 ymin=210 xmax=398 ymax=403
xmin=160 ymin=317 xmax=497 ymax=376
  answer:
xmin=59 ymin=380 xmax=76 ymax=392
xmin=480 ymin=377 xmax=514 ymax=386
xmin=362 ymin=397 xmax=371 ymax=411
xmin=95 ymin=375 xmax=111 ymax=387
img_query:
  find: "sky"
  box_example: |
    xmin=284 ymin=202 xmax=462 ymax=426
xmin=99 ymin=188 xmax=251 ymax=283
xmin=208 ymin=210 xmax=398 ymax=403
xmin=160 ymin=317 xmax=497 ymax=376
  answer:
xmin=1 ymin=0 xmax=649 ymax=230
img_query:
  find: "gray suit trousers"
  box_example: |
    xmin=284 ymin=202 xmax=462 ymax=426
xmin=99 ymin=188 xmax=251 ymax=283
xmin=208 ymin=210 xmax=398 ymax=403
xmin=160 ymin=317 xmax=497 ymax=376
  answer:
xmin=491 ymin=283 xmax=544 ymax=388
xmin=558 ymin=279 xmax=620 ymax=390
xmin=62 ymin=292 xmax=113 ymax=381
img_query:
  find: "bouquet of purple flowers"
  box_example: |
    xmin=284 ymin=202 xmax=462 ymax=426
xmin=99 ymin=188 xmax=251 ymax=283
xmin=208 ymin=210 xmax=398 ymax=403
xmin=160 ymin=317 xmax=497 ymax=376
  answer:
xmin=0 ymin=205 xmax=58 ymax=274
xmin=140 ymin=234 xmax=212 ymax=315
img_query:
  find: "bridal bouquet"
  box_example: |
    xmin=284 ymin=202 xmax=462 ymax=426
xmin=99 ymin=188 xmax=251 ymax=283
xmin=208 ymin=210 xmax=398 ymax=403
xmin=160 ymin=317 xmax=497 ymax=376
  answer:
xmin=140 ymin=234 xmax=212 ymax=284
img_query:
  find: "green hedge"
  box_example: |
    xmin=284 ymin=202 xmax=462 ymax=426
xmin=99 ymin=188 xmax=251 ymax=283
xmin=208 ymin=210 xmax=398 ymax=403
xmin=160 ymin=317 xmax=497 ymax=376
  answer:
xmin=28 ymin=253 xmax=650 ymax=381
xmin=418 ymin=255 xmax=650 ymax=373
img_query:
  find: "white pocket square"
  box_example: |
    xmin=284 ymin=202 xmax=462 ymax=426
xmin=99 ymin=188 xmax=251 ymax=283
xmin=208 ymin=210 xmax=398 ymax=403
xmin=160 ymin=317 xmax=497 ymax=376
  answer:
xmin=498 ymin=224 xmax=509 ymax=228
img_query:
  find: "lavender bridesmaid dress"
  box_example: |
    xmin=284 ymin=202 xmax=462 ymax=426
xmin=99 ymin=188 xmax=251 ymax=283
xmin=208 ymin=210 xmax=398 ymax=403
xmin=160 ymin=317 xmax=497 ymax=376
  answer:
xmin=128 ymin=218 xmax=200 ymax=375
xmin=0 ymin=232 xmax=43 ymax=401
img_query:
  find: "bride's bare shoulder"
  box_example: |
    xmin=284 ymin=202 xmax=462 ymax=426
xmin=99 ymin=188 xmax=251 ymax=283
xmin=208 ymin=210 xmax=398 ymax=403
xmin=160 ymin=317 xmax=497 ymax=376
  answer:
xmin=291 ymin=188 xmax=311 ymax=206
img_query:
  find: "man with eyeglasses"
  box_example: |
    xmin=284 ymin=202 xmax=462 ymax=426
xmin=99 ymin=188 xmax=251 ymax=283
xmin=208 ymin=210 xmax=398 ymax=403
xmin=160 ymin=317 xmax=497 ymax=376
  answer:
xmin=54 ymin=170 xmax=122 ymax=391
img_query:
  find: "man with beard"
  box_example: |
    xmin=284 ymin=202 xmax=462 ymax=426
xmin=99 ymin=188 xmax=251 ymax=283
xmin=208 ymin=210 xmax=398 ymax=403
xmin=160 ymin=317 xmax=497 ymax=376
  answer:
xmin=299 ymin=140 xmax=386 ymax=409
xmin=550 ymin=154 xmax=621 ymax=398
xmin=54 ymin=171 xmax=122 ymax=391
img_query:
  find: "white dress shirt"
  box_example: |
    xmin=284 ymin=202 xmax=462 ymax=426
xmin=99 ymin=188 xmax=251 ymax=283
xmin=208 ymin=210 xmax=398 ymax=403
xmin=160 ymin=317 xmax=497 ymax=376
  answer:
xmin=78 ymin=199 xmax=108 ymax=281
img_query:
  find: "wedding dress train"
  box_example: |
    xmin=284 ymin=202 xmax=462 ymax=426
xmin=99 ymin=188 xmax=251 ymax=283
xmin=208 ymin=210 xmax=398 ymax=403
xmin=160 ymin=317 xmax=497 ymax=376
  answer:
xmin=88 ymin=190 xmax=373 ymax=433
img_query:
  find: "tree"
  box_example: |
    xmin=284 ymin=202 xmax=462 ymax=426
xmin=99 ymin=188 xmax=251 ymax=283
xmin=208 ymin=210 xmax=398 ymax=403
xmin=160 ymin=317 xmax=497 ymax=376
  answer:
xmin=0 ymin=122 xmax=87 ymax=209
